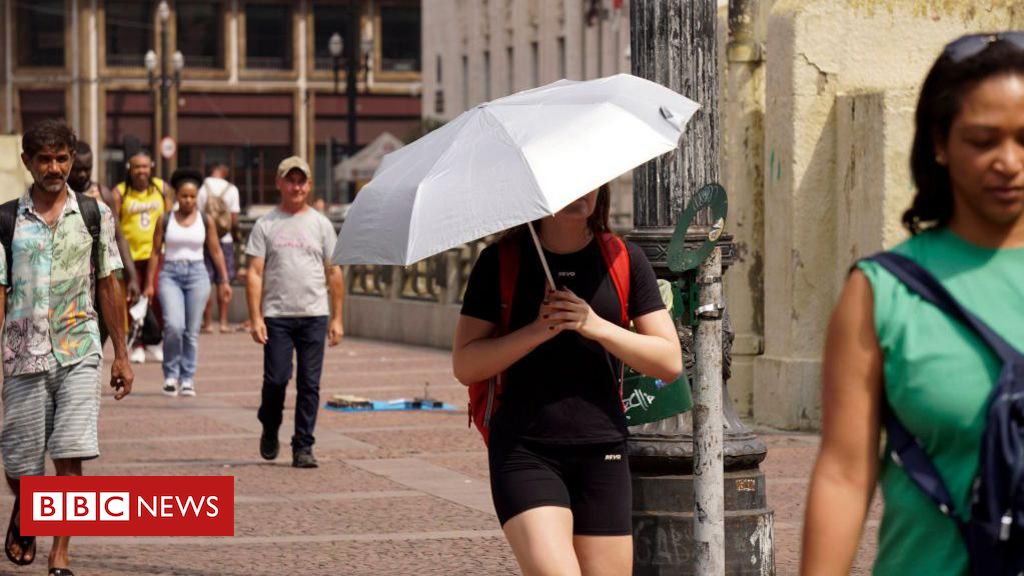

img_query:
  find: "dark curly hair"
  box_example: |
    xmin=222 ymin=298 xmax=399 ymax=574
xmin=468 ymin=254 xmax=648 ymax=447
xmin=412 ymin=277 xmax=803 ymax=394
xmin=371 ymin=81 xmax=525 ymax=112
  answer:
xmin=170 ymin=167 xmax=204 ymax=191
xmin=22 ymin=119 xmax=77 ymax=159
xmin=905 ymin=37 xmax=1024 ymax=234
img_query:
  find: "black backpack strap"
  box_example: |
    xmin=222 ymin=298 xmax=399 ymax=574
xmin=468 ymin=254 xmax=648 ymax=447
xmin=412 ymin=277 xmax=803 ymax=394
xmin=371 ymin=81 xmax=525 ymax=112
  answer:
xmin=75 ymin=193 xmax=102 ymax=285
xmin=0 ymin=199 xmax=20 ymax=288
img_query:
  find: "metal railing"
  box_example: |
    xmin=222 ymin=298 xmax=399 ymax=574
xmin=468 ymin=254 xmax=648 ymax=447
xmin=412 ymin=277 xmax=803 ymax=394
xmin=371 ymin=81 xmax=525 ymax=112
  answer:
xmin=237 ymin=213 xmax=489 ymax=305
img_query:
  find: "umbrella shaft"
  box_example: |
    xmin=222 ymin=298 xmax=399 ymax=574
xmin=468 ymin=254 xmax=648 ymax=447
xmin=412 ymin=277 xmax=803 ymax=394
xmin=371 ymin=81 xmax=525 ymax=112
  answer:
xmin=527 ymin=221 xmax=557 ymax=291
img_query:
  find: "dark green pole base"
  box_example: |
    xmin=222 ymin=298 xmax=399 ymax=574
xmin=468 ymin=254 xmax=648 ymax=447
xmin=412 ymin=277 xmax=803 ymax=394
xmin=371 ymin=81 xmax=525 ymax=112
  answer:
xmin=632 ymin=469 xmax=775 ymax=575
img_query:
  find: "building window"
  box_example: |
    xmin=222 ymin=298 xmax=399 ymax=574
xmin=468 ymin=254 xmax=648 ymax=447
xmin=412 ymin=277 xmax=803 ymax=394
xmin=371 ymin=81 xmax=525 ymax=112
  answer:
xmin=177 ymin=1 xmax=224 ymax=69
xmin=483 ymin=51 xmax=491 ymax=101
xmin=506 ymin=47 xmax=514 ymax=93
xmin=106 ymin=0 xmax=153 ymax=68
xmin=434 ymin=54 xmax=444 ymax=115
xmin=380 ymin=5 xmax=420 ymax=72
xmin=558 ymin=37 xmax=566 ymax=79
xmin=461 ymin=55 xmax=469 ymax=110
xmin=245 ymin=3 xmax=292 ymax=70
xmin=313 ymin=3 xmax=353 ymax=71
xmin=16 ymin=0 xmax=65 ymax=68
xmin=530 ymin=41 xmax=539 ymax=87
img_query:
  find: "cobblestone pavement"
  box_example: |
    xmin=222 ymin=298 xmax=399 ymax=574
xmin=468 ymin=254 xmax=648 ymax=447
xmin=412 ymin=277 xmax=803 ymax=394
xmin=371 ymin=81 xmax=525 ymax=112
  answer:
xmin=0 ymin=333 xmax=877 ymax=575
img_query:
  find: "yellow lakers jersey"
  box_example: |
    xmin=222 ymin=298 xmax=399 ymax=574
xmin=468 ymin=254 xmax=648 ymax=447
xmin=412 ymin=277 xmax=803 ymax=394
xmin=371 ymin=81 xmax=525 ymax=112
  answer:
xmin=117 ymin=178 xmax=166 ymax=261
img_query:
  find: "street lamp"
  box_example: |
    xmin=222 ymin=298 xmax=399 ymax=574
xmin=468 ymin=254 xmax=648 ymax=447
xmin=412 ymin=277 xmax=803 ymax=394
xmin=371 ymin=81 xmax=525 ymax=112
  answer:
xmin=328 ymin=32 xmax=343 ymax=94
xmin=145 ymin=0 xmax=183 ymax=180
xmin=360 ymin=28 xmax=373 ymax=94
xmin=326 ymin=9 xmax=360 ymax=204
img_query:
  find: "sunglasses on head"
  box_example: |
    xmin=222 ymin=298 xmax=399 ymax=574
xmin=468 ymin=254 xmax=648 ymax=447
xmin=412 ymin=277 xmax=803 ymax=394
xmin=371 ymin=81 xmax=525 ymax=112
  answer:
xmin=943 ymin=31 xmax=1024 ymax=63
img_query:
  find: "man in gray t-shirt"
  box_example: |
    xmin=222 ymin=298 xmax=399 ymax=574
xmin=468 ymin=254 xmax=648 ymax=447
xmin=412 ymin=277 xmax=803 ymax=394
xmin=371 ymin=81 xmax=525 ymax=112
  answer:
xmin=245 ymin=156 xmax=344 ymax=469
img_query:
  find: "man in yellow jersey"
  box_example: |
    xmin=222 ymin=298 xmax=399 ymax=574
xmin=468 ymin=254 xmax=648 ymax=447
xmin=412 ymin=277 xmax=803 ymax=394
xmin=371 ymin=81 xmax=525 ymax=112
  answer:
xmin=114 ymin=149 xmax=173 ymax=364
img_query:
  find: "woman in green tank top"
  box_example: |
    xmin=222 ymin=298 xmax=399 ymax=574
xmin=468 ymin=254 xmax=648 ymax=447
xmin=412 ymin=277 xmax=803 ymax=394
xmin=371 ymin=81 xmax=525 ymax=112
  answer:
xmin=801 ymin=35 xmax=1024 ymax=575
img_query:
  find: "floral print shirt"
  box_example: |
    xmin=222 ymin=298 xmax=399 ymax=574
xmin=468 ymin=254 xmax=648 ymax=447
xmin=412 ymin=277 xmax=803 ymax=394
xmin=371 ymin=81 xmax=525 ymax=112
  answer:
xmin=0 ymin=189 xmax=122 ymax=377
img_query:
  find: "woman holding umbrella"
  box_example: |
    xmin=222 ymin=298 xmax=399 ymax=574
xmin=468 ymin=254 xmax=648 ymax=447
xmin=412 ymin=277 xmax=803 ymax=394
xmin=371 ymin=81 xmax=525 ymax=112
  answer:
xmin=453 ymin=184 xmax=682 ymax=575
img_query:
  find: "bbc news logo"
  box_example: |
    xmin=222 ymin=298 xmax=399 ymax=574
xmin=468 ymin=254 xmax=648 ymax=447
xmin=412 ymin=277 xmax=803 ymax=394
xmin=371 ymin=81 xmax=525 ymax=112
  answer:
xmin=21 ymin=476 xmax=233 ymax=536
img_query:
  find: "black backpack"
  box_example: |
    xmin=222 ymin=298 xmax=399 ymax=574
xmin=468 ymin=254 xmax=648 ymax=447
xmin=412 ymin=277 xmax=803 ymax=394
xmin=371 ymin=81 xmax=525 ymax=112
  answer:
xmin=0 ymin=192 xmax=102 ymax=301
xmin=868 ymin=252 xmax=1024 ymax=575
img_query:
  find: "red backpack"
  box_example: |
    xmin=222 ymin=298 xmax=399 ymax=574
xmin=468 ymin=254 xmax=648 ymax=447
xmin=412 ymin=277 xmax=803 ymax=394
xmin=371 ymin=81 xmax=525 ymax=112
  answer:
xmin=468 ymin=232 xmax=631 ymax=445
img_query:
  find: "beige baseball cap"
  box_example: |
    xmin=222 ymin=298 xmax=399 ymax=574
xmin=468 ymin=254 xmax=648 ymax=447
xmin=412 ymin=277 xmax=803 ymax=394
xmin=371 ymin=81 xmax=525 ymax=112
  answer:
xmin=277 ymin=156 xmax=311 ymax=179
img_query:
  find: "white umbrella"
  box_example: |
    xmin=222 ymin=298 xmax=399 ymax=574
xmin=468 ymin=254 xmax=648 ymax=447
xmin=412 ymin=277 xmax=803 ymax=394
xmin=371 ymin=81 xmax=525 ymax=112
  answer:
xmin=333 ymin=73 xmax=699 ymax=286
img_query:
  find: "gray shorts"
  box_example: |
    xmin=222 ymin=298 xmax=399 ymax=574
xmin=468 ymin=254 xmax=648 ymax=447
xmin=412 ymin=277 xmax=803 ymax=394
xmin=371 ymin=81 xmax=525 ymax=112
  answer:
xmin=1 ymin=355 xmax=102 ymax=478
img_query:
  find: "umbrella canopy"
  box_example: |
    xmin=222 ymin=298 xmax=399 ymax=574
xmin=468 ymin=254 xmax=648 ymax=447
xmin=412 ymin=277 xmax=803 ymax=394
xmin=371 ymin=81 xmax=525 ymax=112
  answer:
xmin=333 ymin=73 xmax=699 ymax=266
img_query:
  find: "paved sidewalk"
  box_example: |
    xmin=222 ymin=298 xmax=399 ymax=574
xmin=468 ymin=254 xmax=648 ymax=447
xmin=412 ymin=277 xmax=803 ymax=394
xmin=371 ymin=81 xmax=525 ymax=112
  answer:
xmin=0 ymin=333 xmax=877 ymax=575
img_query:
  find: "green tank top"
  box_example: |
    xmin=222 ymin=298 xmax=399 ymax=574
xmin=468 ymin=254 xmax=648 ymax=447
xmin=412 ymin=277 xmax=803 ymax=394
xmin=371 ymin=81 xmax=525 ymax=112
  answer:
xmin=857 ymin=229 xmax=1024 ymax=576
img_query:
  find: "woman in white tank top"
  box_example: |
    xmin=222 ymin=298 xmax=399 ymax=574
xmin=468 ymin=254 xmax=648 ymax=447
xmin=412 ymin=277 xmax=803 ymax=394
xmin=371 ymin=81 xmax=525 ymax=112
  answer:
xmin=143 ymin=168 xmax=233 ymax=397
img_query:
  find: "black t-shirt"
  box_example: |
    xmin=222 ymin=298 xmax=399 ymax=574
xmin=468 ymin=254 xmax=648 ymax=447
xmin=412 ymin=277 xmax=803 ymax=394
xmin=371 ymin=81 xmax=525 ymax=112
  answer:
xmin=460 ymin=234 xmax=665 ymax=445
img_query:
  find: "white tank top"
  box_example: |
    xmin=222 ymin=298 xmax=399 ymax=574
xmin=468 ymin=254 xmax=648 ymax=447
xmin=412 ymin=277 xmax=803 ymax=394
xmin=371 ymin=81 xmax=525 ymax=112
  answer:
xmin=163 ymin=213 xmax=206 ymax=262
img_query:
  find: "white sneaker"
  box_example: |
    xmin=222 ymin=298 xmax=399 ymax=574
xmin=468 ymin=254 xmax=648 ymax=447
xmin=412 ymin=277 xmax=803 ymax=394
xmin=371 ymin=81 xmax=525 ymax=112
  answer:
xmin=130 ymin=347 xmax=146 ymax=364
xmin=179 ymin=380 xmax=196 ymax=397
xmin=146 ymin=344 xmax=164 ymax=362
xmin=162 ymin=378 xmax=178 ymax=397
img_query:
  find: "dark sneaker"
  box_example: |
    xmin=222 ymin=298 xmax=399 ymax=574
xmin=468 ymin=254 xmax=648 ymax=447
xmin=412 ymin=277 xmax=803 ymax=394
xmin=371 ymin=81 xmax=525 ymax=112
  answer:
xmin=292 ymin=450 xmax=318 ymax=468
xmin=259 ymin=432 xmax=279 ymax=461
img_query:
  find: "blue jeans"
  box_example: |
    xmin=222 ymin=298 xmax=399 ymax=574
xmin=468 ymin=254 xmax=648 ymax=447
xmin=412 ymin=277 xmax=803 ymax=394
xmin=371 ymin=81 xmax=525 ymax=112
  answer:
xmin=258 ymin=316 xmax=328 ymax=451
xmin=158 ymin=260 xmax=211 ymax=381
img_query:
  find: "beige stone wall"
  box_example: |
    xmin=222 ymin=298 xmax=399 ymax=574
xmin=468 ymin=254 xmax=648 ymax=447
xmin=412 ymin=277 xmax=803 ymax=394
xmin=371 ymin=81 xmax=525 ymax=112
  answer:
xmin=751 ymin=0 xmax=1024 ymax=429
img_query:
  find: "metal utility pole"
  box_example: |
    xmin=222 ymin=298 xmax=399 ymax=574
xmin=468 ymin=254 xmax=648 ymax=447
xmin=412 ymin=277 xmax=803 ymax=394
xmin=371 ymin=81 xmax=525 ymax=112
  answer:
xmin=159 ymin=2 xmax=169 ymax=179
xmin=694 ymin=247 xmax=724 ymax=574
xmin=146 ymin=1 xmax=182 ymax=181
xmin=628 ymin=1 xmax=774 ymax=574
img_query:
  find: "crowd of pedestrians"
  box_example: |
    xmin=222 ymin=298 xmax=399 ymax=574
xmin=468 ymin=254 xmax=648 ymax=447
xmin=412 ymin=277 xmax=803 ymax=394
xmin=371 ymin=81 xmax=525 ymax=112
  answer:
xmin=0 ymin=117 xmax=349 ymax=572
xmin=1 ymin=29 xmax=1021 ymax=576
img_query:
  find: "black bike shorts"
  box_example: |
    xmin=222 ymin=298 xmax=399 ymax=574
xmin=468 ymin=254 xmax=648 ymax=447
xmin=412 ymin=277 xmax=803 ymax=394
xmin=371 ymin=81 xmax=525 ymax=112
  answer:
xmin=488 ymin=439 xmax=631 ymax=535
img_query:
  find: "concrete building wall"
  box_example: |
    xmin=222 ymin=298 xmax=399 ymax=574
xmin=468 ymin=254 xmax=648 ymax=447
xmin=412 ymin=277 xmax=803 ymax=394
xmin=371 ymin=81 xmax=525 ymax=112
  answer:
xmin=752 ymin=0 xmax=1024 ymax=429
xmin=422 ymin=0 xmax=634 ymax=228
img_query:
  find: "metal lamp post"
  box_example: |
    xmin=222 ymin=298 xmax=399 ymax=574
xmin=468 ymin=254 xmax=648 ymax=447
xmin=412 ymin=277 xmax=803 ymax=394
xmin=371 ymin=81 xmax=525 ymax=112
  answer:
xmin=145 ymin=0 xmax=183 ymax=180
xmin=326 ymin=8 xmax=361 ymax=204
xmin=329 ymin=32 xmax=343 ymax=94
xmin=344 ymin=3 xmax=359 ymax=202
xmin=628 ymin=1 xmax=774 ymax=574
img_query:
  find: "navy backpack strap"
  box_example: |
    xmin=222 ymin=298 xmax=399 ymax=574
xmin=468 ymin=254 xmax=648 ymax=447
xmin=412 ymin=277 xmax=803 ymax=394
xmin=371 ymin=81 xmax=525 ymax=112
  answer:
xmin=861 ymin=251 xmax=1014 ymax=530
xmin=868 ymin=252 xmax=1021 ymax=364
xmin=880 ymin=400 xmax=965 ymax=528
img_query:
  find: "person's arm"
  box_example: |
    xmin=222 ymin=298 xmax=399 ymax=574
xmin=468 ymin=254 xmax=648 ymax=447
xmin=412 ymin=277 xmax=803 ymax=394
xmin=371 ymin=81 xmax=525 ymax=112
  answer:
xmin=246 ymin=256 xmax=266 ymax=344
xmin=116 ymin=227 xmax=140 ymax=304
xmin=143 ymin=216 xmax=164 ymax=300
xmin=205 ymin=215 xmax=233 ymax=304
xmin=98 ymin=274 xmax=133 ymax=400
xmin=96 ymin=204 xmax=134 ymax=400
xmin=547 ymin=288 xmax=682 ymax=382
xmin=452 ymin=300 xmax=570 ymax=385
xmin=800 ymin=270 xmax=883 ymax=575
xmin=326 ymin=263 xmax=344 ymax=346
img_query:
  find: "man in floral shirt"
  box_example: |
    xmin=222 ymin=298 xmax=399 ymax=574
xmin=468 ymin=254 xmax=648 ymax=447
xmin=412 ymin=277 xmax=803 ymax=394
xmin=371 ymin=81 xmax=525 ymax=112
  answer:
xmin=0 ymin=120 xmax=134 ymax=575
